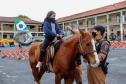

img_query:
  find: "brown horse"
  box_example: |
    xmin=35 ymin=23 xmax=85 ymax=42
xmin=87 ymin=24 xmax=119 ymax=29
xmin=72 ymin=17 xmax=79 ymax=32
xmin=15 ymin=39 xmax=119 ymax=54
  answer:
xmin=29 ymin=30 xmax=100 ymax=84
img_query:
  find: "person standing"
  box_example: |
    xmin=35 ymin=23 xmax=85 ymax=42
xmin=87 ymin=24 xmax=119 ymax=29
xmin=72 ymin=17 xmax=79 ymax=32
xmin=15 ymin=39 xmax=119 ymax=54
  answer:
xmin=87 ymin=25 xmax=111 ymax=84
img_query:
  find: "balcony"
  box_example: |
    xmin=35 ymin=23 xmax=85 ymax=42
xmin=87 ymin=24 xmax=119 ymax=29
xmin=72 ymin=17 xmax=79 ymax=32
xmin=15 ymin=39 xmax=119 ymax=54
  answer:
xmin=78 ymin=25 xmax=87 ymax=29
xmin=97 ymin=15 xmax=107 ymax=25
xmin=109 ymin=12 xmax=121 ymax=25
xmin=3 ymin=24 xmax=14 ymax=31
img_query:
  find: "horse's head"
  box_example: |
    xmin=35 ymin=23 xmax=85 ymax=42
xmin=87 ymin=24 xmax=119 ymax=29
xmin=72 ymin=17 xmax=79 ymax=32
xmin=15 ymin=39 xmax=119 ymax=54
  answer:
xmin=78 ymin=30 xmax=100 ymax=67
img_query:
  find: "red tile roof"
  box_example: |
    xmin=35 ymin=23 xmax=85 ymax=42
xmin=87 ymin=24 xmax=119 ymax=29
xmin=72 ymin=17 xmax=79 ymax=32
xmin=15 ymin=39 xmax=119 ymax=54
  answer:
xmin=57 ymin=1 xmax=126 ymax=23
xmin=0 ymin=16 xmax=41 ymax=24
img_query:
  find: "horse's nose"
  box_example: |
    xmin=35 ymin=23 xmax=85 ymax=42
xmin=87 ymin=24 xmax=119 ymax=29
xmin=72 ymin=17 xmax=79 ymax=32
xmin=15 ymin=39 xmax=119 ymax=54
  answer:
xmin=90 ymin=52 xmax=100 ymax=67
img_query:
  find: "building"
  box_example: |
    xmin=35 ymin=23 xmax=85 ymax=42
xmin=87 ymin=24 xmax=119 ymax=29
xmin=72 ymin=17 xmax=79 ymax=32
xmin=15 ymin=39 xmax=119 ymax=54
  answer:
xmin=0 ymin=16 xmax=43 ymax=39
xmin=57 ymin=1 xmax=126 ymax=41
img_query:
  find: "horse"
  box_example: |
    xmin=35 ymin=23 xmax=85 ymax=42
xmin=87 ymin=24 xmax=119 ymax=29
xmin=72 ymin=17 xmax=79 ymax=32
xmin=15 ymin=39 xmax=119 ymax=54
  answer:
xmin=29 ymin=30 xmax=100 ymax=84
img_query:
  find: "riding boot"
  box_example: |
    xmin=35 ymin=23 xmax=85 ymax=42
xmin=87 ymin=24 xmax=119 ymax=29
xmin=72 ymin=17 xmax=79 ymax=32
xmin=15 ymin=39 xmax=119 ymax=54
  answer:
xmin=36 ymin=50 xmax=46 ymax=70
xmin=39 ymin=50 xmax=46 ymax=62
xmin=36 ymin=38 xmax=54 ymax=71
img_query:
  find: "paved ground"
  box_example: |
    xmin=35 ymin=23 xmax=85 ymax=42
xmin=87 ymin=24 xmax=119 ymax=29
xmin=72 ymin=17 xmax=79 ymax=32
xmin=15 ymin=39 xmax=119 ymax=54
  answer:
xmin=0 ymin=47 xmax=126 ymax=84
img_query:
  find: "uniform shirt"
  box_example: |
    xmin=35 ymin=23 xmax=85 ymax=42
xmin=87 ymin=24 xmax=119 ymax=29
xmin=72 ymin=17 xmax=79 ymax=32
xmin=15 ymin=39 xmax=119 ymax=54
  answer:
xmin=95 ymin=39 xmax=110 ymax=61
xmin=96 ymin=40 xmax=110 ymax=55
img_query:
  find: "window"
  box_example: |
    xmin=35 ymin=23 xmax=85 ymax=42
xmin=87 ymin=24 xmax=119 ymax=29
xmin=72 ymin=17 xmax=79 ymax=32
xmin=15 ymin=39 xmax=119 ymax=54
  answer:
xmin=3 ymin=34 xmax=7 ymax=38
xmin=116 ymin=15 xmax=121 ymax=23
xmin=29 ymin=25 xmax=35 ymax=29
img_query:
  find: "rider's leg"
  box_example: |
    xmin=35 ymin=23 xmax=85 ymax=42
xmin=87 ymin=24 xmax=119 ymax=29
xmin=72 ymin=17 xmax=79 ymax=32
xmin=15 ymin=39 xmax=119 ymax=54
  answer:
xmin=36 ymin=38 xmax=54 ymax=68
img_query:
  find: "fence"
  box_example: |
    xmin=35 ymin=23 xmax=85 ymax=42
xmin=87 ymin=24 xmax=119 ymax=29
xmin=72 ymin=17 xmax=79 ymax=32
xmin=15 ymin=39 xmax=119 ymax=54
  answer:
xmin=0 ymin=42 xmax=126 ymax=60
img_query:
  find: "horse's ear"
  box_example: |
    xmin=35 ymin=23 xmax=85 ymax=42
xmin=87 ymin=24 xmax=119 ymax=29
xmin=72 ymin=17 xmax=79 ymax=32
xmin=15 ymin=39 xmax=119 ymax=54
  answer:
xmin=79 ymin=29 xmax=85 ymax=36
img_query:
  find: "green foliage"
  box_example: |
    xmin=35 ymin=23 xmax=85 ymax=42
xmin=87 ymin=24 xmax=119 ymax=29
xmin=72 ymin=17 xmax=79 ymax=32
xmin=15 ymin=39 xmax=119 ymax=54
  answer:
xmin=17 ymin=15 xmax=31 ymax=19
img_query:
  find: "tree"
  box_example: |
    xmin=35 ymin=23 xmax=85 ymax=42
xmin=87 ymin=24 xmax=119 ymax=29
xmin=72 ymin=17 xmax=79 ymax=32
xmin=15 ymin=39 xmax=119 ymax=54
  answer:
xmin=17 ymin=15 xmax=31 ymax=19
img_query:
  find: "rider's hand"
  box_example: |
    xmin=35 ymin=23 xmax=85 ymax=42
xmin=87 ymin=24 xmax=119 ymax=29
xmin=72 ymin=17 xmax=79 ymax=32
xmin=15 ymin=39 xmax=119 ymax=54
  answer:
xmin=56 ymin=34 xmax=60 ymax=37
xmin=59 ymin=35 xmax=63 ymax=38
xmin=56 ymin=34 xmax=62 ymax=39
xmin=65 ymin=26 xmax=73 ymax=31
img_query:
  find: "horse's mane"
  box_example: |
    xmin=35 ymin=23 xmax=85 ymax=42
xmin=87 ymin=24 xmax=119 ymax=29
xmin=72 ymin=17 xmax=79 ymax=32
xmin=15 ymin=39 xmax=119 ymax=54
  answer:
xmin=63 ymin=31 xmax=92 ymax=46
xmin=63 ymin=33 xmax=80 ymax=46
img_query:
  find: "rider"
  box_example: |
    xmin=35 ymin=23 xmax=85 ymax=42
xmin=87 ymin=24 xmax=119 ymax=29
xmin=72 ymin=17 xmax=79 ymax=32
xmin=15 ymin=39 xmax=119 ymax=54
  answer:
xmin=36 ymin=11 xmax=63 ymax=69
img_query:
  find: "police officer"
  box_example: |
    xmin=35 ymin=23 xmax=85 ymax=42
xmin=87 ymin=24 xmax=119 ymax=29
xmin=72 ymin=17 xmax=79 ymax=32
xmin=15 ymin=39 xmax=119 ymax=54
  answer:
xmin=87 ymin=25 xmax=111 ymax=84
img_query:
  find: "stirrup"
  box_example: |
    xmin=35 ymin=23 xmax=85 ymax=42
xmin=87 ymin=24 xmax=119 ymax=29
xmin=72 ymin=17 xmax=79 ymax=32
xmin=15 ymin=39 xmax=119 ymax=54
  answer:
xmin=46 ymin=63 xmax=53 ymax=73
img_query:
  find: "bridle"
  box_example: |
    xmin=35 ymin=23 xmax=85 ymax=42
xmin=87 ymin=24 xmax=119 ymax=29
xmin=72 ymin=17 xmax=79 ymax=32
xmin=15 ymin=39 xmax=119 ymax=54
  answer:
xmin=78 ymin=35 xmax=96 ymax=58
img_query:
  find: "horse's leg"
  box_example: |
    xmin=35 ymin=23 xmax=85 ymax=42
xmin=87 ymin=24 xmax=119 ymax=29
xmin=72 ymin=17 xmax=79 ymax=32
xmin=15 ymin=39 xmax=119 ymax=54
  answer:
xmin=64 ymin=79 xmax=73 ymax=84
xmin=35 ymin=81 xmax=40 ymax=84
xmin=31 ymin=63 xmax=45 ymax=84
xmin=64 ymin=76 xmax=74 ymax=84
xmin=31 ymin=67 xmax=40 ymax=84
xmin=55 ymin=74 xmax=62 ymax=84
xmin=75 ymin=65 xmax=83 ymax=84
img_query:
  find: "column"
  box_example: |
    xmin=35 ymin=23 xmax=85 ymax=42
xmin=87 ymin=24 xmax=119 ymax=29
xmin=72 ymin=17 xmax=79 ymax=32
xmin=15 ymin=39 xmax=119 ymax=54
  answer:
xmin=95 ymin=16 xmax=97 ymax=26
xmin=36 ymin=25 xmax=39 ymax=32
xmin=85 ymin=18 xmax=88 ymax=31
xmin=62 ymin=23 xmax=65 ymax=30
xmin=14 ymin=24 xmax=16 ymax=36
xmin=106 ymin=14 xmax=110 ymax=40
xmin=36 ymin=33 xmax=38 ymax=37
xmin=1 ymin=23 xmax=3 ymax=39
xmin=77 ymin=20 xmax=79 ymax=29
xmin=120 ymin=11 xmax=123 ymax=41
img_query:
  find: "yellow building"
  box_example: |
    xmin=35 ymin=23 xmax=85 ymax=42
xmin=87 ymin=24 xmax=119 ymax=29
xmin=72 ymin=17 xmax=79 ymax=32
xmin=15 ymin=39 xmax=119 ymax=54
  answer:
xmin=0 ymin=16 xmax=43 ymax=40
xmin=58 ymin=1 xmax=126 ymax=41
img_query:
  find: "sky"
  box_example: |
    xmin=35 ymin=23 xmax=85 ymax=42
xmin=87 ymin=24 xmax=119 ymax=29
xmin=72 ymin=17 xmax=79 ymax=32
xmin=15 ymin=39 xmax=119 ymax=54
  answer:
xmin=0 ymin=0 xmax=125 ymax=22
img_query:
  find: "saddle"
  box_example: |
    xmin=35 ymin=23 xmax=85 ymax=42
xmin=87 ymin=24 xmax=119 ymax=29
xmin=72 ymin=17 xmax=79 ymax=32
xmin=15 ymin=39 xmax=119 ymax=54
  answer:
xmin=47 ymin=38 xmax=63 ymax=61
xmin=46 ymin=36 xmax=73 ymax=62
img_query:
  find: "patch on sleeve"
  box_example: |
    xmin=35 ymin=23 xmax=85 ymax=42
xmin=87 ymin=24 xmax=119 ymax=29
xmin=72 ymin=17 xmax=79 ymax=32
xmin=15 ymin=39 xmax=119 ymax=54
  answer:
xmin=104 ymin=44 xmax=109 ymax=51
xmin=100 ymin=41 xmax=110 ymax=55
